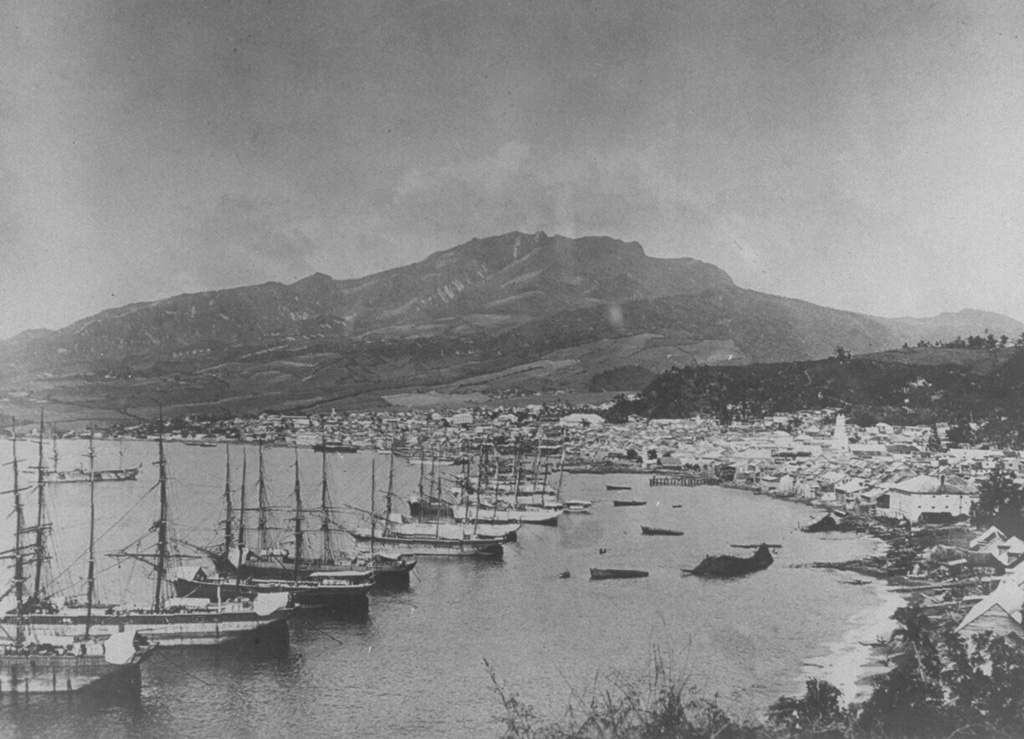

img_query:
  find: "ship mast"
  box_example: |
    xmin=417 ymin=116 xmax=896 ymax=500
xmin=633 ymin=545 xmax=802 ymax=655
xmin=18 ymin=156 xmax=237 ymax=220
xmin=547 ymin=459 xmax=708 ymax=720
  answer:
xmin=319 ymin=444 xmax=333 ymax=565
xmin=32 ymin=408 xmax=47 ymax=600
xmin=237 ymin=448 xmax=247 ymax=585
xmin=153 ymin=419 xmax=170 ymax=612
xmin=11 ymin=418 xmax=26 ymax=647
xmin=85 ymin=431 xmax=97 ymax=636
xmin=384 ymin=451 xmax=395 ymax=537
xmin=369 ymin=458 xmax=377 ymax=551
xmin=256 ymin=441 xmax=269 ymax=554
xmin=292 ymin=442 xmax=303 ymax=582
xmin=223 ymin=445 xmax=234 ymax=555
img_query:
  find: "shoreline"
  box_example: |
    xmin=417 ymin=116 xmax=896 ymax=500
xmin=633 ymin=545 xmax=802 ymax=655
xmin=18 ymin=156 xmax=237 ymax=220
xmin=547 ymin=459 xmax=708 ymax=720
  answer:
xmin=718 ymin=481 xmax=913 ymax=706
xmin=801 ymin=547 xmax=905 ymax=704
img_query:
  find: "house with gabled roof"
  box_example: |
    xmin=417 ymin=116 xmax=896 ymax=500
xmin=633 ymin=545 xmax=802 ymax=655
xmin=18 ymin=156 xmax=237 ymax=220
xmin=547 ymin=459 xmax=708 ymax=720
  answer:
xmin=956 ymin=581 xmax=1024 ymax=639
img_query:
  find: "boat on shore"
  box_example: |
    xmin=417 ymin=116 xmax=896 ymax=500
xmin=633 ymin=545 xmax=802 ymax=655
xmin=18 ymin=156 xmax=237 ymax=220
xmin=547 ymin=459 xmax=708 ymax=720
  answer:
xmin=590 ymin=568 xmax=649 ymax=580
xmin=802 ymin=513 xmax=840 ymax=533
xmin=640 ymin=525 xmax=684 ymax=537
xmin=686 ymin=543 xmax=775 ymax=578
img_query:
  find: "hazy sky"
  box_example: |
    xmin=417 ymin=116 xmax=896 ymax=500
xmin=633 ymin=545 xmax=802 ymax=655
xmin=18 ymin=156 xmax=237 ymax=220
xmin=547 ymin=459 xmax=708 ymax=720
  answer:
xmin=2 ymin=1 xmax=1023 ymax=338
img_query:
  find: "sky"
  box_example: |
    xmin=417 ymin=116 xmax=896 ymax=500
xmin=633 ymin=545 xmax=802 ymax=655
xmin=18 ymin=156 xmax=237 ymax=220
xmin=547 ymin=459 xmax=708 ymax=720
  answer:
xmin=1 ymin=0 xmax=1023 ymax=339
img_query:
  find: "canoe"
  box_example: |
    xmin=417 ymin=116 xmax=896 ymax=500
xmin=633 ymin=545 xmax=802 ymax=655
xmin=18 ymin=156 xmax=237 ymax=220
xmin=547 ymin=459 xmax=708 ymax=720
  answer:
xmin=613 ymin=500 xmax=646 ymax=507
xmin=686 ymin=543 xmax=774 ymax=578
xmin=590 ymin=568 xmax=649 ymax=580
xmin=606 ymin=485 xmax=633 ymax=491
xmin=640 ymin=526 xmax=684 ymax=537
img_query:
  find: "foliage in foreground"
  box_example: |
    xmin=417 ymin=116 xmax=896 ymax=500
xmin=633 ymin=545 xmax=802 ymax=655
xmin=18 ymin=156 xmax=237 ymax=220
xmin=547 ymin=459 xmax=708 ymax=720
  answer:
xmin=489 ymin=605 xmax=1024 ymax=739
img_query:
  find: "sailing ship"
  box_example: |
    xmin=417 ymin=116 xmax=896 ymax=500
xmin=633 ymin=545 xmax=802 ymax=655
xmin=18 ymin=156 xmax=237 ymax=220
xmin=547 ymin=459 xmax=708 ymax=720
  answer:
xmin=1 ymin=423 xmax=151 ymax=694
xmin=36 ymin=433 xmax=140 ymax=483
xmin=175 ymin=443 xmax=374 ymax=610
xmin=449 ymin=445 xmax=567 ymax=527
xmin=311 ymin=437 xmax=359 ymax=454
xmin=4 ymin=426 xmax=292 ymax=647
xmin=352 ymin=455 xmax=504 ymax=558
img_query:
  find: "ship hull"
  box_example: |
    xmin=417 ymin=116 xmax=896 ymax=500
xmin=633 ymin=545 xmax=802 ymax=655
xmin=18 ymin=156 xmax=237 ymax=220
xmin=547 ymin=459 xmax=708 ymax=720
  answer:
xmin=172 ymin=578 xmax=370 ymax=611
xmin=352 ymin=532 xmax=503 ymax=558
xmin=3 ymin=611 xmax=289 ymax=648
xmin=0 ymin=655 xmax=144 ymax=695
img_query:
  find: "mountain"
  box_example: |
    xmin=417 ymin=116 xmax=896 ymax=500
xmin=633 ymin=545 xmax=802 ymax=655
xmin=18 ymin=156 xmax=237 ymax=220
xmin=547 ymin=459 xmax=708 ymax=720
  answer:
xmin=0 ymin=231 xmax=1020 ymax=422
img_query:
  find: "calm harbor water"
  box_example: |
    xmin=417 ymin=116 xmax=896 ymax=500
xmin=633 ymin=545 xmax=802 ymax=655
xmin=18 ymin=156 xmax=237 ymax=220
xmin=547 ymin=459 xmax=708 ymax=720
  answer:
xmin=0 ymin=440 xmax=894 ymax=738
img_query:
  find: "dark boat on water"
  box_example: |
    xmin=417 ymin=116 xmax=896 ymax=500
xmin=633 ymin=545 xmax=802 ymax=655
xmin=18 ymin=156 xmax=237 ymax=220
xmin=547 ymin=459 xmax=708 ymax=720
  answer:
xmin=802 ymin=513 xmax=839 ymax=533
xmin=312 ymin=441 xmax=359 ymax=453
xmin=613 ymin=500 xmax=646 ymax=507
xmin=606 ymin=485 xmax=632 ymax=491
xmin=686 ymin=543 xmax=774 ymax=578
xmin=640 ymin=526 xmax=684 ymax=537
xmin=590 ymin=568 xmax=649 ymax=580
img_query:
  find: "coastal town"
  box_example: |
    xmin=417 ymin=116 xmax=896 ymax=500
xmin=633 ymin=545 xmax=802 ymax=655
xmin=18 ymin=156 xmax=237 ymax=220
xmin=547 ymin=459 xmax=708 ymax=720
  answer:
xmin=57 ymin=400 xmax=1021 ymax=644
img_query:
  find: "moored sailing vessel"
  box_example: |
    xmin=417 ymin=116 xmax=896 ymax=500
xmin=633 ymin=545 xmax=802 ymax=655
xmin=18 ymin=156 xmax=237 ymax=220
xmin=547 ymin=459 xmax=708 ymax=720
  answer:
xmin=1 ymin=423 xmax=151 ymax=694
xmin=352 ymin=456 xmax=504 ymax=558
xmin=4 ymin=427 xmax=291 ymax=647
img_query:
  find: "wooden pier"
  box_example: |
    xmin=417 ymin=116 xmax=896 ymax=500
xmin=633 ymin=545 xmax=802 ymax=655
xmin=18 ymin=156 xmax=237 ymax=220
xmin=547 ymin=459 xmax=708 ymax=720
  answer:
xmin=649 ymin=475 xmax=714 ymax=487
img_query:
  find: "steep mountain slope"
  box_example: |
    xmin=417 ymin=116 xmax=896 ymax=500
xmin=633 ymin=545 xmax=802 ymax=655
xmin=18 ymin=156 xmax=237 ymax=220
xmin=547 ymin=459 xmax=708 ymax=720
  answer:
xmin=0 ymin=231 xmax=1019 ymax=420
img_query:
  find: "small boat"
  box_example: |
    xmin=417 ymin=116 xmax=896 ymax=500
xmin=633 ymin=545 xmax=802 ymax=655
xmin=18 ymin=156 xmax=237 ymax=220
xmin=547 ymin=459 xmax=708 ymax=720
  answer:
xmin=613 ymin=500 xmax=646 ymax=507
xmin=640 ymin=526 xmax=684 ymax=537
xmin=606 ymin=485 xmax=632 ymax=491
xmin=312 ymin=441 xmax=359 ymax=453
xmin=563 ymin=499 xmax=593 ymax=513
xmin=686 ymin=543 xmax=774 ymax=578
xmin=802 ymin=513 xmax=839 ymax=533
xmin=590 ymin=568 xmax=649 ymax=580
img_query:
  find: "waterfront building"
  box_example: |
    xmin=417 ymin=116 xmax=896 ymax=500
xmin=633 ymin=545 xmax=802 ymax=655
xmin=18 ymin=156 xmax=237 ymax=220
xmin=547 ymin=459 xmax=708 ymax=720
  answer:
xmin=887 ymin=475 xmax=976 ymax=522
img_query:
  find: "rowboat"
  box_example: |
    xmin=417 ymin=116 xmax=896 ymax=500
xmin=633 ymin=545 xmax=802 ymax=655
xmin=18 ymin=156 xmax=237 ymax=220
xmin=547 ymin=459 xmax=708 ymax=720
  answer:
xmin=612 ymin=500 xmax=646 ymax=507
xmin=590 ymin=568 xmax=649 ymax=580
xmin=640 ymin=526 xmax=684 ymax=537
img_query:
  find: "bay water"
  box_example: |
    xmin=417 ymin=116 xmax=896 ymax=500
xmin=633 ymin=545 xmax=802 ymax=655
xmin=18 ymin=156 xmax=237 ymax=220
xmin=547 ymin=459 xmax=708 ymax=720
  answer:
xmin=0 ymin=440 xmax=894 ymax=738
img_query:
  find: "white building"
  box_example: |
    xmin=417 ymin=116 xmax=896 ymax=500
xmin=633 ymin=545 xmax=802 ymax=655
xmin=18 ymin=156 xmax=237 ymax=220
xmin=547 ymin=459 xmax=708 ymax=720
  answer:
xmin=887 ymin=475 xmax=975 ymax=522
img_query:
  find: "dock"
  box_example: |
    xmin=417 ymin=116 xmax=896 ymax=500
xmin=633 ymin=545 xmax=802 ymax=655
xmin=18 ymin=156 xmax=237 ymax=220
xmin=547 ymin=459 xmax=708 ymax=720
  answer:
xmin=649 ymin=475 xmax=715 ymax=487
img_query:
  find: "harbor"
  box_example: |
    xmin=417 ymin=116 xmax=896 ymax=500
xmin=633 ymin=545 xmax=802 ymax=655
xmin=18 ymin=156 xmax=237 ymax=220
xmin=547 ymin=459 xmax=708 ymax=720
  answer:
xmin=0 ymin=438 xmax=891 ymax=738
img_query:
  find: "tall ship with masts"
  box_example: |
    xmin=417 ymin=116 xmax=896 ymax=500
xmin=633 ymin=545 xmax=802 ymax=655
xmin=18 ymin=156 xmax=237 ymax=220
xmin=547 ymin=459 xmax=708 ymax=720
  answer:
xmin=174 ymin=442 xmax=375 ymax=610
xmin=2 ymin=422 xmax=291 ymax=647
xmin=1 ymin=422 xmax=151 ymax=694
xmin=352 ymin=454 xmax=505 ymax=558
xmin=31 ymin=427 xmax=141 ymax=484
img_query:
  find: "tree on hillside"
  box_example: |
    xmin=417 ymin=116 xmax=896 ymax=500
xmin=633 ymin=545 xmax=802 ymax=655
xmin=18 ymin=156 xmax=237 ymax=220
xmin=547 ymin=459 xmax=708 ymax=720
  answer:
xmin=946 ymin=419 xmax=975 ymax=447
xmin=972 ymin=463 xmax=1024 ymax=538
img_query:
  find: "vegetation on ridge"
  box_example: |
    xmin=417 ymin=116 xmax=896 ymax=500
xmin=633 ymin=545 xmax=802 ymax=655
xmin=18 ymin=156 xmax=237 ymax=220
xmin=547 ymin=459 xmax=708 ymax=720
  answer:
xmin=606 ymin=345 xmax=1024 ymax=448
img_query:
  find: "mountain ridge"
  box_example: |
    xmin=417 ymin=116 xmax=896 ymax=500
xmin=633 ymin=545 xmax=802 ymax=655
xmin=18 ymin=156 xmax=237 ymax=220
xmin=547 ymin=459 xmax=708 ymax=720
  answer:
xmin=0 ymin=231 xmax=1019 ymax=420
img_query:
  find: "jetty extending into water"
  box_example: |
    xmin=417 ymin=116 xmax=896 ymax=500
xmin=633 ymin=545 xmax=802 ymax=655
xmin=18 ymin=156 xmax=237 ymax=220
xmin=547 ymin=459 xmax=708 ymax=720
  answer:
xmin=649 ymin=474 xmax=715 ymax=487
